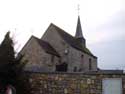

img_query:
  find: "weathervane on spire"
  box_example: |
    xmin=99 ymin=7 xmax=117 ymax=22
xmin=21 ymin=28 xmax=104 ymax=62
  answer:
xmin=77 ymin=4 xmax=80 ymax=16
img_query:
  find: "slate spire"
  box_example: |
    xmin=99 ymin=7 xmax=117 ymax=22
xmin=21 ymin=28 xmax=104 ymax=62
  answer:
xmin=75 ymin=16 xmax=86 ymax=47
xmin=75 ymin=16 xmax=83 ymax=38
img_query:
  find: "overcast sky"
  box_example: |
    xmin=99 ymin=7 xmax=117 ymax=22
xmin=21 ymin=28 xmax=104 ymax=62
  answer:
xmin=0 ymin=0 xmax=124 ymax=70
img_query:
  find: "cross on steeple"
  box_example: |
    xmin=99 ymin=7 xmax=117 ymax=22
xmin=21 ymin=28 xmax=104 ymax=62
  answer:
xmin=77 ymin=4 xmax=80 ymax=16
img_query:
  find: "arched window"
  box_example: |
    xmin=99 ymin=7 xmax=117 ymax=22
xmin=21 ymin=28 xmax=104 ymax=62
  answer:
xmin=81 ymin=55 xmax=84 ymax=63
xmin=89 ymin=58 xmax=92 ymax=70
xmin=79 ymin=55 xmax=84 ymax=71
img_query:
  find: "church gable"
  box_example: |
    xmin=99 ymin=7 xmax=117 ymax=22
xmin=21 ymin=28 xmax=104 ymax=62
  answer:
xmin=20 ymin=36 xmax=59 ymax=57
xmin=19 ymin=36 xmax=60 ymax=72
xmin=42 ymin=23 xmax=68 ymax=54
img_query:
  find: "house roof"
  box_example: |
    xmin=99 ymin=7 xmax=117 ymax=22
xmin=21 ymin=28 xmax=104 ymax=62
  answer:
xmin=33 ymin=36 xmax=60 ymax=57
xmin=50 ymin=23 xmax=97 ymax=58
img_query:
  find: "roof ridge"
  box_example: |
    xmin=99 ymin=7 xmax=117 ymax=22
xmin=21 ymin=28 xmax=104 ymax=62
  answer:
xmin=50 ymin=23 xmax=75 ymax=38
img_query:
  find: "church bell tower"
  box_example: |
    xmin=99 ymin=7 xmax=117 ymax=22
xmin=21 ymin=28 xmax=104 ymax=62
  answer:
xmin=75 ymin=16 xmax=86 ymax=47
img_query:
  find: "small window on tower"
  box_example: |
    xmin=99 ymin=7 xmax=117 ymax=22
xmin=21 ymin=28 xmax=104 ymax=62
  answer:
xmin=89 ymin=58 xmax=92 ymax=70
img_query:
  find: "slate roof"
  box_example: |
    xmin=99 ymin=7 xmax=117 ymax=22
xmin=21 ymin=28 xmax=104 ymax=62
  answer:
xmin=50 ymin=23 xmax=97 ymax=58
xmin=33 ymin=36 xmax=60 ymax=57
xmin=75 ymin=16 xmax=84 ymax=38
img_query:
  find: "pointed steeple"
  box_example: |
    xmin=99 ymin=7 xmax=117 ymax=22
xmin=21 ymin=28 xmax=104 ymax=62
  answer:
xmin=75 ymin=16 xmax=86 ymax=47
xmin=75 ymin=16 xmax=84 ymax=38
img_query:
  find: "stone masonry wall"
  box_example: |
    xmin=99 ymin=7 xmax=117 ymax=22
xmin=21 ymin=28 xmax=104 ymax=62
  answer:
xmin=27 ymin=72 xmax=125 ymax=94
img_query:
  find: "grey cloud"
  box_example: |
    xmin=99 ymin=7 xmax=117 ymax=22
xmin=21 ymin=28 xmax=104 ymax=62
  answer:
xmin=89 ymin=39 xmax=125 ymax=70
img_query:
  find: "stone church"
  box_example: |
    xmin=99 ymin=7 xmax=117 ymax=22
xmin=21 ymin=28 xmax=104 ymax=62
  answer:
xmin=19 ymin=16 xmax=125 ymax=94
xmin=20 ymin=16 xmax=97 ymax=72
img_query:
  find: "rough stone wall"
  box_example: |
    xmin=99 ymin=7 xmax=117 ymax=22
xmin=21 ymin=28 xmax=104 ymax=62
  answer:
xmin=20 ymin=37 xmax=59 ymax=72
xmin=42 ymin=25 xmax=97 ymax=72
xmin=28 ymin=72 xmax=125 ymax=94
